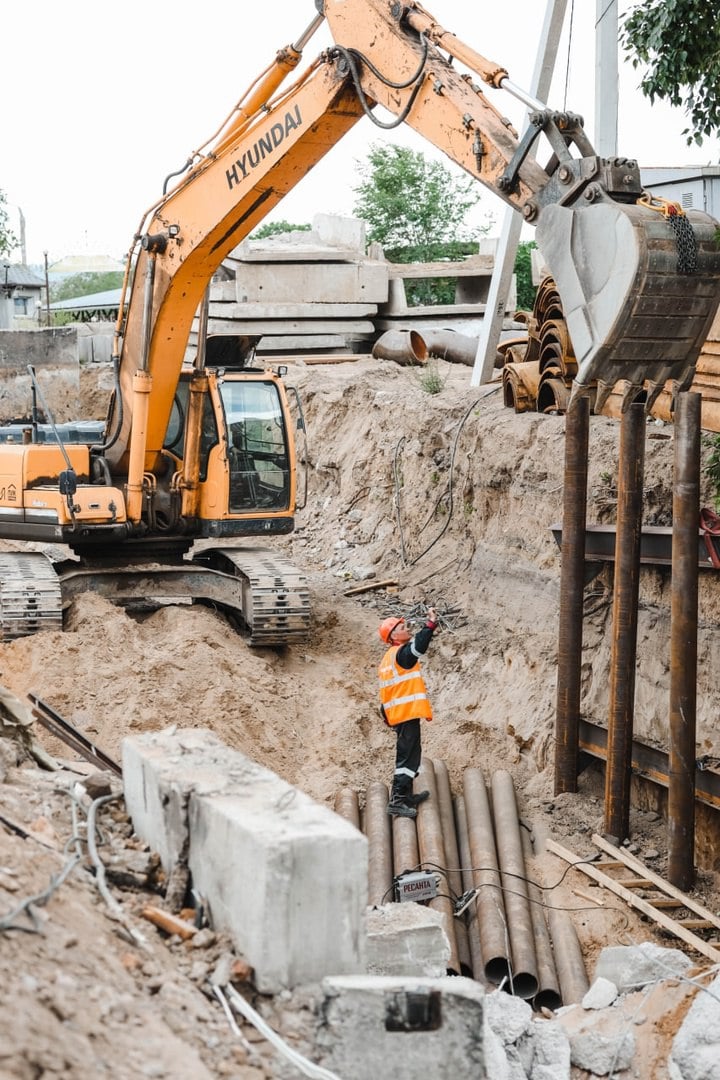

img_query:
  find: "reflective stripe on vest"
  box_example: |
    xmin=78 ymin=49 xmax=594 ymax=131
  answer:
xmin=378 ymin=646 xmax=432 ymax=726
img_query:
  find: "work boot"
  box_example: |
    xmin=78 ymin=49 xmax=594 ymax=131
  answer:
xmin=386 ymin=801 xmax=417 ymax=819
xmin=406 ymin=790 xmax=430 ymax=808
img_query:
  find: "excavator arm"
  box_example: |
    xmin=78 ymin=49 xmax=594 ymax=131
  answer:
xmin=107 ymin=0 xmax=720 ymax=484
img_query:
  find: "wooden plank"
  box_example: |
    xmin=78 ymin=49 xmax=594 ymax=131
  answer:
xmin=546 ymin=839 xmax=720 ymax=966
xmin=616 ymin=878 xmax=655 ymax=889
xmin=592 ymin=834 xmax=720 ymax=931
xmin=678 ymin=919 xmax=714 ymax=930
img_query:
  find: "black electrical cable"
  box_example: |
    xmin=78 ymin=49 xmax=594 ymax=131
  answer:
xmin=331 ymin=37 xmax=429 ymax=130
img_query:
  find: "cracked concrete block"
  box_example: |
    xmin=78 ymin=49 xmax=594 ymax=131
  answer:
xmin=569 ymin=1029 xmax=635 ymax=1075
xmin=366 ymin=903 xmax=450 ymax=977
xmin=669 ymin=972 xmax=720 ymax=1080
xmin=315 ymin=975 xmax=486 ymax=1079
xmin=594 ymin=942 xmax=693 ymax=993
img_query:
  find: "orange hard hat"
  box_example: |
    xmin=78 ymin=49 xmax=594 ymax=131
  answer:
xmin=379 ymin=617 xmax=404 ymax=644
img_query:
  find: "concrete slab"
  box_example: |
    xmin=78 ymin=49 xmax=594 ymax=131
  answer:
xmin=314 ymin=975 xmax=486 ymax=1079
xmin=233 ymin=263 xmax=388 ymax=304
xmin=122 ymin=728 xmax=368 ymax=993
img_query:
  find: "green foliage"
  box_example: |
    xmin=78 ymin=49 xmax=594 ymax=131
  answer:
xmin=703 ymin=433 xmax=720 ymax=511
xmin=0 ymin=189 xmax=18 ymax=259
xmin=353 ymin=144 xmax=486 ymax=297
xmin=621 ymin=1 xmax=720 ymax=144
xmin=250 ymin=220 xmax=311 ymax=240
xmin=49 ymin=272 xmax=124 ymax=302
xmin=514 ymin=241 xmax=537 ymax=313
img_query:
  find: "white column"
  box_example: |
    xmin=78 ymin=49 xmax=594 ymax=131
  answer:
xmin=595 ymin=0 xmax=619 ymax=156
xmin=471 ymin=0 xmax=569 ymax=387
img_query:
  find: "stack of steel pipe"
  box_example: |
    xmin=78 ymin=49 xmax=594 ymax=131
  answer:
xmin=348 ymin=762 xmax=587 ymax=1008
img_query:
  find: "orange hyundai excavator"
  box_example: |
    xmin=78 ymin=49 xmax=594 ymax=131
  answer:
xmin=1 ymin=0 xmax=719 ymax=642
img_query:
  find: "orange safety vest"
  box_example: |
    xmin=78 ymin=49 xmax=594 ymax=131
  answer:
xmin=378 ymin=645 xmax=433 ymax=726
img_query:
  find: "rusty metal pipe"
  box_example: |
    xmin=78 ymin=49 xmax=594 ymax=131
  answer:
xmin=604 ymin=402 xmax=646 ymax=843
xmin=546 ymin=905 xmax=589 ymax=1006
xmin=555 ymin=394 xmax=590 ymax=795
xmin=415 ymin=760 xmax=460 ymax=975
xmin=433 ymin=759 xmax=472 ymax=976
xmin=520 ymin=821 xmax=561 ymax=1011
xmin=668 ymin=391 xmax=701 ymax=891
xmin=392 ymin=814 xmax=419 ymax=881
xmin=453 ymin=794 xmax=486 ymax=984
xmin=334 ymin=788 xmax=360 ymax=829
xmin=371 ymin=330 xmax=428 ymax=367
xmin=491 ymin=771 xmax=539 ymax=999
xmin=365 ymin=781 xmax=394 ymax=907
xmin=463 ymin=767 xmax=511 ymax=986
xmin=420 ymin=329 xmax=478 ymax=367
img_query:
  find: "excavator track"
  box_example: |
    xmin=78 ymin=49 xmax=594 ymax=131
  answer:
xmin=194 ymin=546 xmax=310 ymax=647
xmin=0 ymin=553 xmax=63 ymax=640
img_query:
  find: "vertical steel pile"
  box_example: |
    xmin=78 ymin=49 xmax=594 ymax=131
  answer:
xmin=604 ymin=402 xmax=646 ymax=843
xmin=668 ymin=391 xmax=701 ymax=891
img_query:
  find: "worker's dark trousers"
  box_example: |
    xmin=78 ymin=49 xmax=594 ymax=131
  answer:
xmin=390 ymin=719 xmax=421 ymax=804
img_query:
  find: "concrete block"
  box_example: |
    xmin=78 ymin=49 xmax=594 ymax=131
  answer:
xmin=314 ymin=214 xmax=366 ymax=250
xmin=484 ymin=989 xmax=533 ymax=1045
xmin=594 ymin=942 xmax=693 ymax=993
xmin=315 ymin=975 xmax=486 ymax=1079
xmin=123 ymin=728 xmax=368 ymax=993
xmin=366 ymin=903 xmax=450 ymax=977
xmin=528 ymin=1020 xmax=571 ymax=1080
xmin=233 ymin=262 xmax=389 ymax=304
xmin=569 ymin=1029 xmax=635 ymax=1076
xmin=669 ymin=972 xmax=720 ymax=1080
xmin=582 ymin=977 xmax=618 ymax=1010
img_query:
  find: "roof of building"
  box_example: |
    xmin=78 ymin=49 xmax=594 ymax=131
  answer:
xmin=49 ymin=288 xmax=124 ymax=312
xmin=1 ymin=264 xmax=44 ymax=288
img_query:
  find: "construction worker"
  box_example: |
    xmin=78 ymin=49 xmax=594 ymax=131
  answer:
xmin=378 ymin=607 xmax=439 ymax=818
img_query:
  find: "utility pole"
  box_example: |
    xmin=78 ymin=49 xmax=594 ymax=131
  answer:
xmin=595 ymin=0 xmax=619 ymax=156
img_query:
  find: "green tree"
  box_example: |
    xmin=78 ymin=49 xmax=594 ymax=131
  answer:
xmin=352 ymin=144 xmax=486 ymax=303
xmin=250 ymin=220 xmax=311 ymax=240
xmin=0 ymin=188 xmax=18 ymax=259
xmin=621 ymin=1 xmax=720 ymax=145
xmin=49 ymin=271 xmax=124 ymax=303
xmin=514 ymin=241 xmax=537 ymax=313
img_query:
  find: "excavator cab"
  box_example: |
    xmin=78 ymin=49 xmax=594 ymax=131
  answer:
xmin=163 ymin=367 xmax=296 ymax=536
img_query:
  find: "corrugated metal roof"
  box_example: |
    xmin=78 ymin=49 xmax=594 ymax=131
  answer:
xmin=49 ymin=288 xmax=124 ymax=311
xmin=1 ymin=264 xmax=44 ymax=287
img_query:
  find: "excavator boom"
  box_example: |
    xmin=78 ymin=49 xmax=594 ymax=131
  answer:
xmin=2 ymin=0 xmax=720 ymax=643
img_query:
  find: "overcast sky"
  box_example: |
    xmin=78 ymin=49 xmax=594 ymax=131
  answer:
xmin=4 ymin=0 xmax=719 ymax=267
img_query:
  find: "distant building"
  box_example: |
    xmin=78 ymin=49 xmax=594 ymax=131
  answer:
xmin=641 ymin=166 xmax=720 ymax=219
xmin=0 ymin=264 xmax=45 ymax=330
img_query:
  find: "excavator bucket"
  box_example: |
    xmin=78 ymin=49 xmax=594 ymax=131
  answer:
xmin=536 ymin=199 xmax=720 ymax=412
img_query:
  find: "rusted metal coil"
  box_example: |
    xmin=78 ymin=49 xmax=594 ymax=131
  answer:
xmin=502 ymin=361 xmax=541 ymax=412
xmin=537 ymin=371 xmax=571 ymax=415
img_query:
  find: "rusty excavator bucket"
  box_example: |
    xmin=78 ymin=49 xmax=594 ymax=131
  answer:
xmin=536 ymin=195 xmax=720 ymax=414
